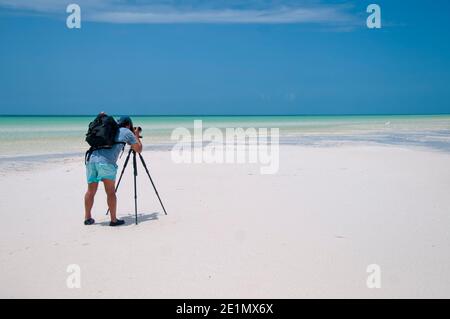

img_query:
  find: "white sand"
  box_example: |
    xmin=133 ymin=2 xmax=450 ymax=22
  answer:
xmin=0 ymin=145 xmax=450 ymax=298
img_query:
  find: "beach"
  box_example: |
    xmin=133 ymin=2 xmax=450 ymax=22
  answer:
xmin=1 ymin=122 xmax=450 ymax=298
xmin=2 ymin=0 xmax=450 ymax=301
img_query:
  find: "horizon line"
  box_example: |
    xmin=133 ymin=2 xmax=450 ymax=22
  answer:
xmin=1 ymin=113 xmax=450 ymax=117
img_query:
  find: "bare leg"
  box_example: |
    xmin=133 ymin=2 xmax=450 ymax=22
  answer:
xmin=103 ymin=179 xmax=118 ymax=222
xmin=84 ymin=182 xmax=99 ymax=220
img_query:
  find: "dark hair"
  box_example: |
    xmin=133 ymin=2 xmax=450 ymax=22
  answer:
xmin=118 ymin=116 xmax=133 ymax=129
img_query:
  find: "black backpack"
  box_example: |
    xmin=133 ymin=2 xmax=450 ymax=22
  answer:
xmin=85 ymin=113 xmax=125 ymax=163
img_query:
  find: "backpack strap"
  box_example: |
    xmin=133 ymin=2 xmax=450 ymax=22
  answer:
xmin=85 ymin=147 xmax=94 ymax=165
xmin=85 ymin=146 xmax=105 ymax=164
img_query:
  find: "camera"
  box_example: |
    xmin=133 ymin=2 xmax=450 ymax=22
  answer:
xmin=134 ymin=126 xmax=143 ymax=138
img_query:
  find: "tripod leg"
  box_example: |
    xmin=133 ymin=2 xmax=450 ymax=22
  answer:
xmin=133 ymin=151 xmax=138 ymax=225
xmin=138 ymin=153 xmax=168 ymax=215
xmin=106 ymin=148 xmax=133 ymax=215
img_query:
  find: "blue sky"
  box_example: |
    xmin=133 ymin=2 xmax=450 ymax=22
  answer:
xmin=0 ymin=0 xmax=449 ymax=115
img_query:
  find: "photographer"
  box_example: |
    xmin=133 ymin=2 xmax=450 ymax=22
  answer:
xmin=84 ymin=115 xmax=142 ymax=226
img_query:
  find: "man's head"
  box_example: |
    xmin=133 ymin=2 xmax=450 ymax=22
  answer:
xmin=117 ymin=116 xmax=133 ymax=130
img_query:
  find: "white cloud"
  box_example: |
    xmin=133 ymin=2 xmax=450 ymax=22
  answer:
xmin=0 ymin=0 xmax=356 ymax=25
xmin=90 ymin=7 xmax=352 ymax=24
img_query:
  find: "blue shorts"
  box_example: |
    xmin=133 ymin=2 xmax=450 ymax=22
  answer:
xmin=86 ymin=162 xmax=118 ymax=184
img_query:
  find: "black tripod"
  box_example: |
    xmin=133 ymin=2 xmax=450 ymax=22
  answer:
xmin=107 ymin=148 xmax=168 ymax=224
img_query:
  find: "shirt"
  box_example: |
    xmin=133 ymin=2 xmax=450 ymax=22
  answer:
xmin=88 ymin=127 xmax=137 ymax=165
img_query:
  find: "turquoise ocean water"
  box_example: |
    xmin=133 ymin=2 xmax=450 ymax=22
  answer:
xmin=1 ymin=115 xmax=450 ymax=162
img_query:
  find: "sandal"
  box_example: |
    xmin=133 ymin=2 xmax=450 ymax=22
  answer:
xmin=84 ymin=218 xmax=95 ymax=225
xmin=110 ymin=219 xmax=125 ymax=227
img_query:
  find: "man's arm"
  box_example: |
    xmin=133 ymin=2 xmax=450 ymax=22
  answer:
xmin=130 ymin=128 xmax=143 ymax=153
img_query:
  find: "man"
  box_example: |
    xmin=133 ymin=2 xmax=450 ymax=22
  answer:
xmin=84 ymin=115 xmax=143 ymax=226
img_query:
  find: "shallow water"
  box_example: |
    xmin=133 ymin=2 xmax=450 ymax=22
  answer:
xmin=1 ymin=115 xmax=449 ymax=162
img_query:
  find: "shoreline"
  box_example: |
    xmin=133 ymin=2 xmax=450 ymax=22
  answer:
xmin=1 ymin=136 xmax=450 ymax=171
